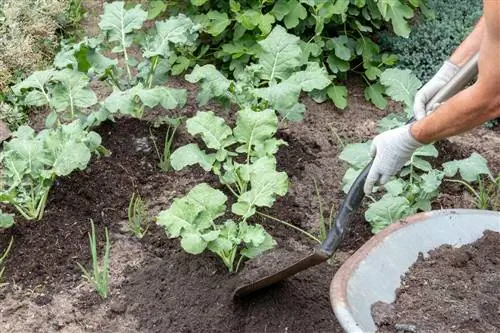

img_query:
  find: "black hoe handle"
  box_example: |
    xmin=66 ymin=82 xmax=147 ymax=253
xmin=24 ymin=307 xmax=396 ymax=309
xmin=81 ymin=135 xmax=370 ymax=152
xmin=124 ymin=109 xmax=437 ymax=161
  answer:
xmin=320 ymin=52 xmax=480 ymax=256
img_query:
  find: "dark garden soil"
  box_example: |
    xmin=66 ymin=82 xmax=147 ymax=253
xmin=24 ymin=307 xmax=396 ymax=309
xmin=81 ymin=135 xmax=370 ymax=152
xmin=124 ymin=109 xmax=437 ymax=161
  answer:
xmin=372 ymin=230 xmax=500 ymax=333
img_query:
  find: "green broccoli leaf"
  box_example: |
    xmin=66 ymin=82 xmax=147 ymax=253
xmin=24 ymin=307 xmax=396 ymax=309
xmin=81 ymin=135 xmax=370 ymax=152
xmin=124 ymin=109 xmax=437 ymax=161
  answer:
xmin=98 ymin=2 xmax=147 ymax=52
xmin=239 ymin=221 xmax=276 ymax=258
xmin=233 ymin=108 xmax=280 ymax=157
xmin=339 ymin=141 xmax=372 ymax=168
xmin=420 ymin=169 xmax=444 ymax=193
xmin=327 ymin=84 xmax=348 ymax=110
xmin=257 ymin=25 xmax=302 ymax=82
xmin=143 ymin=14 xmax=200 ymax=58
xmin=232 ymin=157 xmax=288 ymax=218
xmin=170 ymin=143 xmax=216 ymax=172
xmin=51 ymin=69 xmax=97 ymax=113
xmin=0 ymin=211 xmax=14 ymax=229
xmin=380 ymin=68 xmax=421 ymax=107
xmin=186 ymin=111 xmax=235 ymax=150
xmin=185 ymin=65 xmax=231 ymax=105
xmin=365 ymin=195 xmax=411 ymax=233
xmin=443 ymin=153 xmax=491 ymax=182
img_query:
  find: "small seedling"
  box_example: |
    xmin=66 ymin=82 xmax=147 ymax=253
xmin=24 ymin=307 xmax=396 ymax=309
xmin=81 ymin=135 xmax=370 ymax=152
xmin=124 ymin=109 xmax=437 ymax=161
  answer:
xmin=151 ymin=117 xmax=182 ymax=172
xmin=446 ymin=175 xmax=500 ymax=210
xmin=128 ymin=192 xmax=149 ymax=238
xmin=77 ymin=220 xmax=111 ymax=298
xmin=0 ymin=237 xmax=14 ymax=286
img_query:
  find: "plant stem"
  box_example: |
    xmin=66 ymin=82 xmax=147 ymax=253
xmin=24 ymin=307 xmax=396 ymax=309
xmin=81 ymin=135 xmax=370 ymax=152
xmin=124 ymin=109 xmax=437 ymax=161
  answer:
xmin=444 ymin=179 xmax=479 ymax=200
xmin=123 ymin=47 xmax=133 ymax=83
xmin=256 ymin=211 xmax=321 ymax=244
xmin=147 ymin=56 xmax=159 ymax=88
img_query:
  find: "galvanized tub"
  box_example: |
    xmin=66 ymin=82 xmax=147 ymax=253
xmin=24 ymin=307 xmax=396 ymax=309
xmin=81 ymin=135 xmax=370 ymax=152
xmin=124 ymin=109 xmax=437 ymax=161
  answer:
xmin=330 ymin=209 xmax=500 ymax=333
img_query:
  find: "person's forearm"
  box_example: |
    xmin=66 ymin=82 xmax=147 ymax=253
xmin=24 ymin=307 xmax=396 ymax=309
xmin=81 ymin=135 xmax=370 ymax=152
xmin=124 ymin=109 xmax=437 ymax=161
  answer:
xmin=410 ymin=82 xmax=499 ymax=144
xmin=450 ymin=17 xmax=485 ymax=66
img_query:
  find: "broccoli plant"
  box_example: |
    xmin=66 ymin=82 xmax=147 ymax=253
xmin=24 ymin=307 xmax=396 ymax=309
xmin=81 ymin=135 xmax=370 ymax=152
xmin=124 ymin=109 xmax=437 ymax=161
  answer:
xmin=185 ymin=25 xmax=331 ymax=120
xmin=157 ymin=109 xmax=289 ymax=272
xmin=12 ymin=1 xmax=197 ymax=127
xmin=340 ymin=68 xmax=493 ymax=233
xmin=0 ymin=120 xmax=105 ymax=221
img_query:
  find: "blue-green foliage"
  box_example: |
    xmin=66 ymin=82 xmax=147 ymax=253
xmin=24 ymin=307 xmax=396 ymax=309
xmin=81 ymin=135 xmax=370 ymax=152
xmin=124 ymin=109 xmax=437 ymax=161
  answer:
xmin=379 ymin=0 xmax=482 ymax=81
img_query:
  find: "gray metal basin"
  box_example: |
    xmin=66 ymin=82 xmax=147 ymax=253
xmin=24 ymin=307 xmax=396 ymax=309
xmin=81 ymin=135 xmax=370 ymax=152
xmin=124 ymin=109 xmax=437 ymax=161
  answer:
xmin=330 ymin=209 xmax=500 ymax=333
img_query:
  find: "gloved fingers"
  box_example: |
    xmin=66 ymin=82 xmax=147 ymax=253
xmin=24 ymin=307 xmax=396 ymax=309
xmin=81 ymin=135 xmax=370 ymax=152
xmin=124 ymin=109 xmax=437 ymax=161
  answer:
xmin=364 ymin=168 xmax=380 ymax=195
xmin=413 ymin=91 xmax=427 ymax=120
xmin=379 ymin=173 xmax=392 ymax=185
xmin=369 ymin=139 xmax=377 ymax=157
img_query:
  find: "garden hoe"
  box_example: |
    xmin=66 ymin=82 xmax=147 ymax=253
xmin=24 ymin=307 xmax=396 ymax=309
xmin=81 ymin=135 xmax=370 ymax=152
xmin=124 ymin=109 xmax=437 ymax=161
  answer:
xmin=233 ymin=53 xmax=480 ymax=298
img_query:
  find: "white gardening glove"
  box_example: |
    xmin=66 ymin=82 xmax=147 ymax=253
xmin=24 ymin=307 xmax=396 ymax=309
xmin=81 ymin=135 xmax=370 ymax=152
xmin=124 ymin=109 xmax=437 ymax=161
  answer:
xmin=364 ymin=125 xmax=424 ymax=194
xmin=413 ymin=60 xmax=460 ymax=120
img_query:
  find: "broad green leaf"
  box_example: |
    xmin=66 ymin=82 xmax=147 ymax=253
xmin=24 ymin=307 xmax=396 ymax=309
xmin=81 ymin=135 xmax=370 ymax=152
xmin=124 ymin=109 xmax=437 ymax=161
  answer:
xmin=413 ymin=144 xmax=438 ymax=158
xmin=186 ymin=111 xmax=234 ymax=150
xmin=185 ymin=65 xmax=231 ymax=105
xmin=442 ymin=153 xmax=491 ymax=182
xmin=185 ymin=183 xmax=227 ymax=221
xmin=258 ymin=13 xmax=276 ymax=35
xmin=280 ymin=103 xmax=306 ymax=122
xmin=420 ymin=169 xmax=444 ymax=193
xmin=376 ymin=113 xmax=406 ymax=132
xmin=365 ymin=195 xmax=411 ymax=233
xmin=330 ymin=36 xmax=352 ymax=61
xmin=136 ymin=86 xmax=187 ymax=109
xmin=144 ymin=14 xmax=200 ymax=58
xmin=170 ymin=144 xmax=216 ymax=172
xmin=254 ymin=81 xmax=301 ymax=111
xmin=377 ymin=0 xmax=414 ymax=37
xmin=202 ymin=11 xmax=231 ymax=36
xmin=157 ymin=198 xmax=203 ymax=237
xmin=384 ymin=179 xmax=406 ymax=196
xmin=339 ymin=142 xmax=372 ymax=168
xmin=147 ymin=0 xmax=167 ymax=19
xmin=103 ymin=85 xmax=142 ymax=115
xmin=51 ymin=69 xmax=97 ymax=112
xmin=411 ymin=157 xmax=432 ymax=172
xmin=99 ymin=2 xmax=147 ymax=52
xmin=271 ymin=0 xmax=307 ymax=29
xmin=0 ymin=212 xmax=14 ymax=228
xmin=53 ymin=142 xmax=91 ymax=176
xmin=232 ymin=157 xmax=288 ymax=218
xmin=380 ymin=68 xmax=421 ymax=107
xmin=239 ymin=222 xmax=276 ymax=258
xmin=364 ymin=83 xmax=387 ymax=109
xmin=12 ymin=70 xmax=54 ymax=97
xmin=287 ymin=63 xmax=331 ymax=92
xmin=327 ymin=85 xmax=348 ymax=109
xmin=191 ymin=0 xmax=208 ymax=5
xmin=233 ymin=109 xmax=279 ymax=156
xmin=327 ymin=55 xmax=350 ymax=73
xmin=180 ymin=231 xmax=207 ymax=254
xmin=258 ymin=25 xmax=302 ymax=81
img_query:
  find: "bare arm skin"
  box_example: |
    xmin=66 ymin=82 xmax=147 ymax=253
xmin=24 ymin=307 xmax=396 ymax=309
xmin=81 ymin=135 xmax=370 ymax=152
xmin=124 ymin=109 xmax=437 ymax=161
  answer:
xmin=410 ymin=1 xmax=500 ymax=144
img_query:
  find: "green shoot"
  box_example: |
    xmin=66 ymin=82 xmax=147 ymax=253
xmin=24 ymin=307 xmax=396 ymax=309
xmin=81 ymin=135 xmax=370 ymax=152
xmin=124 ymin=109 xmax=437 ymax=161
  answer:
xmin=77 ymin=220 xmax=111 ymax=298
xmin=128 ymin=192 xmax=149 ymax=238
xmin=313 ymin=178 xmax=335 ymax=242
xmin=151 ymin=117 xmax=182 ymax=172
xmin=445 ymin=175 xmax=500 ymax=210
xmin=0 ymin=237 xmax=14 ymax=286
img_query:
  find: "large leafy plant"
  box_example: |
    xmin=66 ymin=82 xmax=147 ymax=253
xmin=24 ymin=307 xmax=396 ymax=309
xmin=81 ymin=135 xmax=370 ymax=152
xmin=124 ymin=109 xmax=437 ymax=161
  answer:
xmin=166 ymin=0 xmax=430 ymax=109
xmin=340 ymin=68 xmax=493 ymax=232
xmin=12 ymin=2 xmax=196 ymax=126
xmin=157 ymin=108 xmax=287 ymax=272
xmin=0 ymin=120 xmax=104 ymax=221
xmin=186 ymin=25 xmax=331 ymax=119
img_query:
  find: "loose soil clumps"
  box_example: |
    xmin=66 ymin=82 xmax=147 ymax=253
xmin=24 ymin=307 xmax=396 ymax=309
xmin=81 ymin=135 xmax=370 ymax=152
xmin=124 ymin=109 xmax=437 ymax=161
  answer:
xmin=373 ymin=230 xmax=500 ymax=333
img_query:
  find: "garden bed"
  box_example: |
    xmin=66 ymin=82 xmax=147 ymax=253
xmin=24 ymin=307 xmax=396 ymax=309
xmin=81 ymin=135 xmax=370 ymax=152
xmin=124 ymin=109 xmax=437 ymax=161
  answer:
xmin=0 ymin=76 xmax=498 ymax=332
xmin=372 ymin=230 xmax=500 ymax=333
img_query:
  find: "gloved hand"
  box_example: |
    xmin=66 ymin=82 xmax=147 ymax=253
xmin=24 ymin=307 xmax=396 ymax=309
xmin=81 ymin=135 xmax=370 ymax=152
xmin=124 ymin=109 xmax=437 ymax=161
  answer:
xmin=364 ymin=125 xmax=424 ymax=194
xmin=413 ymin=60 xmax=460 ymax=120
